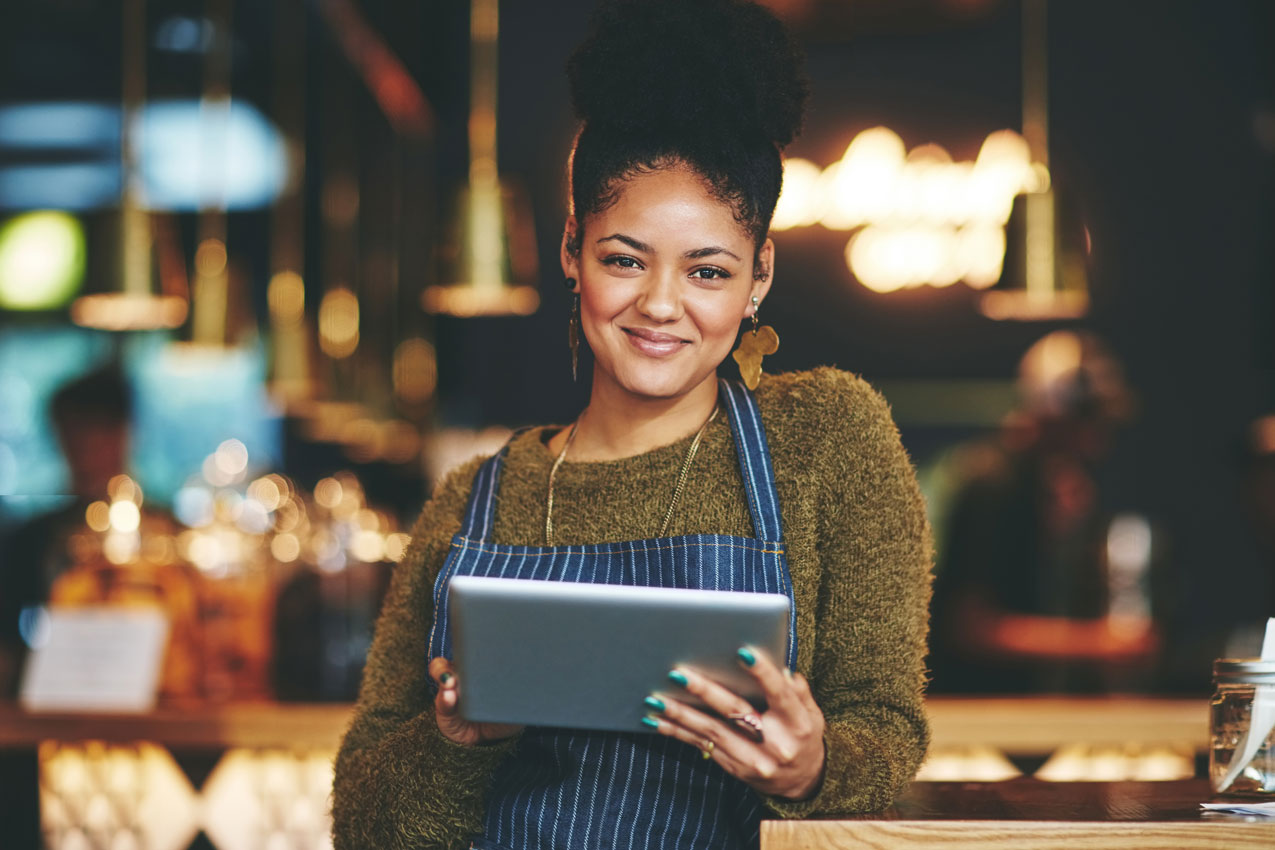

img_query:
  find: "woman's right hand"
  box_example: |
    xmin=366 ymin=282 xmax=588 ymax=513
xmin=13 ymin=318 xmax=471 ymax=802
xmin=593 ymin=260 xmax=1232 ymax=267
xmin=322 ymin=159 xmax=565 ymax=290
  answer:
xmin=428 ymin=657 xmax=523 ymax=746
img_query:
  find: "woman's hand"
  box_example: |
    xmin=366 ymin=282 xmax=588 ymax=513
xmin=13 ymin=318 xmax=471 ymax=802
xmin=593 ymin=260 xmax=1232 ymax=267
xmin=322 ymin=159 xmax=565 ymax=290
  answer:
xmin=428 ymin=657 xmax=523 ymax=747
xmin=643 ymin=648 xmax=826 ymax=801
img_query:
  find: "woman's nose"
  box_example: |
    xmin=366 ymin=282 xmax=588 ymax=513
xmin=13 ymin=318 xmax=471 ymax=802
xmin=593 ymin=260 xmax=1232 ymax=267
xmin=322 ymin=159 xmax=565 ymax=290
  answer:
xmin=636 ymin=269 xmax=681 ymax=322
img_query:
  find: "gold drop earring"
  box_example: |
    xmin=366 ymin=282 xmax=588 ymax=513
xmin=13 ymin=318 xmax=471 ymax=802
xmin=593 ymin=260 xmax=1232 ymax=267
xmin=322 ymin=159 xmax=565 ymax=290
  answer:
xmin=566 ymin=277 xmax=581 ymax=381
xmin=732 ymin=294 xmax=779 ymax=391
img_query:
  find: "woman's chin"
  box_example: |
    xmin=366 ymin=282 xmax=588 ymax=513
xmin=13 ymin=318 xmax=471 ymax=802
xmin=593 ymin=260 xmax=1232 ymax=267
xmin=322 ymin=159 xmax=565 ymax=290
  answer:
xmin=602 ymin=364 xmax=707 ymax=402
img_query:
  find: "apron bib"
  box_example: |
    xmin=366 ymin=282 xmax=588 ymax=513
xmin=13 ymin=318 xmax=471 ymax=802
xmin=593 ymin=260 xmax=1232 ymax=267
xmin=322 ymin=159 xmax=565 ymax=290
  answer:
xmin=427 ymin=379 xmax=796 ymax=850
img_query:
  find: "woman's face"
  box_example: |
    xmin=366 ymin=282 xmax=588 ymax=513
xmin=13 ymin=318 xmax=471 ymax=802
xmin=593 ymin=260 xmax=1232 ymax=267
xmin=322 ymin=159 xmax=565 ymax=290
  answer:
xmin=561 ymin=164 xmax=774 ymax=403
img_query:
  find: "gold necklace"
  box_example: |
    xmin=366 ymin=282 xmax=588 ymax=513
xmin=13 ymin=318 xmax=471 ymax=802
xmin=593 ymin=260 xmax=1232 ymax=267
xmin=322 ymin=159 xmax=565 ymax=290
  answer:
xmin=544 ymin=404 xmax=720 ymax=545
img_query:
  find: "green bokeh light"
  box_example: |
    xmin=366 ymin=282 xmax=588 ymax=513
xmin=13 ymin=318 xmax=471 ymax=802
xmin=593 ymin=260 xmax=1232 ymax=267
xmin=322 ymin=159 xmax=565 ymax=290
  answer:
xmin=0 ymin=211 xmax=87 ymax=311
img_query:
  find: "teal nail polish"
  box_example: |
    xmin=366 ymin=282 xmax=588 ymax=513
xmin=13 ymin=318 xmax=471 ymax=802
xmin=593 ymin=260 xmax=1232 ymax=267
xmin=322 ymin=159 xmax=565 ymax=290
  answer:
xmin=641 ymin=716 xmax=661 ymax=730
xmin=737 ymin=647 xmax=757 ymax=667
xmin=644 ymin=696 xmax=666 ymax=712
xmin=668 ymin=670 xmax=689 ymax=687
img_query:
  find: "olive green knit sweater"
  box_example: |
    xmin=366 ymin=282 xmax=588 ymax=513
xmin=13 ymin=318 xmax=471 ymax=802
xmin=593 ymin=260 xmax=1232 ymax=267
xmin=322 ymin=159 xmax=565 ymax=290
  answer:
xmin=332 ymin=368 xmax=932 ymax=849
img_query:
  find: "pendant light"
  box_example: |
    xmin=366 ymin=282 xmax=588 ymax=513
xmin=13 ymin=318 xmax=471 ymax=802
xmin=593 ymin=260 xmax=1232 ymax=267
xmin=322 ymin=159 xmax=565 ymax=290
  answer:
xmin=979 ymin=0 xmax=1088 ymax=321
xmin=71 ymin=0 xmax=189 ymax=332
xmin=422 ymin=0 xmax=538 ymax=317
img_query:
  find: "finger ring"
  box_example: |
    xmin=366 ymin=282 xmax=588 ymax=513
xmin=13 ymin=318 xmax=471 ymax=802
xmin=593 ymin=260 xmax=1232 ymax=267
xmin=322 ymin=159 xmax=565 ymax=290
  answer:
xmin=729 ymin=712 xmax=765 ymax=744
xmin=699 ymin=738 xmax=715 ymax=760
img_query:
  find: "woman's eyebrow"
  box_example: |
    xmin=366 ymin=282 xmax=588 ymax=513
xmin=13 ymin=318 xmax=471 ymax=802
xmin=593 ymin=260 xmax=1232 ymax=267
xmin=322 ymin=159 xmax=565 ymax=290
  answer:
xmin=683 ymin=246 xmax=741 ymax=261
xmin=597 ymin=233 xmax=653 ymax=253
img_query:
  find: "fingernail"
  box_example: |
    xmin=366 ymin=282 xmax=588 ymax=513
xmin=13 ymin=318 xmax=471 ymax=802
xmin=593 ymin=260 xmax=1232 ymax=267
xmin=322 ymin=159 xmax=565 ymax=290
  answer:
xmin=641 ymin=716 xmax=661 ymax=730
xmin=737 ymin=647 xmax=757 ymax=667
xmin=667 ymin=670 xmax=689 ymax=687
xmin=440 ymin=672 xmax=453 ymax=685
xmin=644 ymin=696 xmax=666 ymax=712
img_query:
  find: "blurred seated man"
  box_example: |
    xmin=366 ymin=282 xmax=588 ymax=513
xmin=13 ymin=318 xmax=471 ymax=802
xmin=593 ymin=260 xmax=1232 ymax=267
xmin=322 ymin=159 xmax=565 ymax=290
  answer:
xmin=929 ymin=331 xmax=1158 ymax=693
xmin=0 ymin=365 xmax=131 ymax=697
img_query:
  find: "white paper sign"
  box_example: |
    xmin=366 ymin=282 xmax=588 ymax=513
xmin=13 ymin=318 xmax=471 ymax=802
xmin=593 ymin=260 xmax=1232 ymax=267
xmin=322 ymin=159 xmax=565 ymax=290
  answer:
xmin=19 ymin=606 xmax=169 ymax=713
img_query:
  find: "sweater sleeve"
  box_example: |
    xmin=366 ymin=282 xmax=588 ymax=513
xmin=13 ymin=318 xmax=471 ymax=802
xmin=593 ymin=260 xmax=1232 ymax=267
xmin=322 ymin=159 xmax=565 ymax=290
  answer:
xmin=762 ymin=369 xmax=933 ymax=817
xmin=332 ymin=456 xmax=521 ymax=850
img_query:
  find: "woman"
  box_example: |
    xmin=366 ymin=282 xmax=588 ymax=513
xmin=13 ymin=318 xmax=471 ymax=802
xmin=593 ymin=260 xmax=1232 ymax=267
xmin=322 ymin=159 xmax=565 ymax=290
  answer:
xmin=332 ymin=1 xmax=931 ymax=847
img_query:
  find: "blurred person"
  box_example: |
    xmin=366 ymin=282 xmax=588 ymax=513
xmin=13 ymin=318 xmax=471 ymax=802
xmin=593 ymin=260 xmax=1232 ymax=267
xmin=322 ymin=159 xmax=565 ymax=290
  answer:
xmin=1 ymin=363 xmax=203 ymax=701
xmin=0 ymin=364 xmax=132 ymax=697
xmin=0 ymin=365 xmax=133 ymax=847
xmin=928 ymin=330 xmax=1158 ymax=693
xmin=333 ymin=1 xmax=932 ymax=846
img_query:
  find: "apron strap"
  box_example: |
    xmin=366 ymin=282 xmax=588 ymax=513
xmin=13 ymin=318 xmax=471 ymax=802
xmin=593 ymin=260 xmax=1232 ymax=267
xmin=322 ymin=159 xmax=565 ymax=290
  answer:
xmin=458 ymin=429 xmax=531 ymax=541
xmin=718 ymin=378 xmax=785 ymax=544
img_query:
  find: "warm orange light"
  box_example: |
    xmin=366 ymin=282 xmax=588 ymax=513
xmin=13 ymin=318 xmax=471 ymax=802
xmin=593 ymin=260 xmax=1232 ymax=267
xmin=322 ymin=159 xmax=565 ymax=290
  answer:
xmin=194 ymin=239 xmax=227 ymax=278
xmin=270 ymin=533 xmax=301 ymax=563
xmin=313 ymin=477 xmax=343 ymax=510
xmin=420 ymin=284 xmax=538 ymax=317
xmin=107 ymin=474 xmax=143 ymax=505
xmin=771 ymin=158 xmax=824 ymax=230
xmin=393 ymin=337 xmax=438 ymax=404
xmin=71 ymin=293 xmax=188 ymax=331
xmin=267 ymin=271 xmax=305 ymax=326
xmin=214 ymin=439 xmax=249 ymax=478
xmin=247 ymin=476 xmax=283 ymax=511
xmin=384 ymin=532 xmax=411 ymax=562
xmin=318 ymin=288 xmax=360 ymax=358
xmin=350 ymin=530 xmax=385 ymax=563
xmin=85 ymin=501 xmax=111 ymax=532
xmin=108 ymin=500 xmax=141 ymax=533
xmin=775 ymin=126 xmax=1049 ymax=294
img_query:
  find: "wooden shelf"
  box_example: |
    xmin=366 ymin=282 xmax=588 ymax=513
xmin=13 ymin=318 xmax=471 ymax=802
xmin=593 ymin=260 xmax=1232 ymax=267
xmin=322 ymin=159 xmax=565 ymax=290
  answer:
xmin=926 ymin=697 xmax=1206 ymax=753
xmin=0 ymin=701 xmax=352 ymax=750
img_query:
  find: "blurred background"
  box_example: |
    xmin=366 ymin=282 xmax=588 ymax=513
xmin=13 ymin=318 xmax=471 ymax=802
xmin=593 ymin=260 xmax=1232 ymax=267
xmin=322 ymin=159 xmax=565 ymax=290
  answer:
xmin=0 ymin=0 xmax=1272 ymax=846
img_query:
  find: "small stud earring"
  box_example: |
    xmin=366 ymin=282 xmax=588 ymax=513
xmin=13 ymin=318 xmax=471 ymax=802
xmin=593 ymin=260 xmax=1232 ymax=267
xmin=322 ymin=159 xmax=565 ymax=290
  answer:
xmin=731 ymin=295 xmax=779 ymax=391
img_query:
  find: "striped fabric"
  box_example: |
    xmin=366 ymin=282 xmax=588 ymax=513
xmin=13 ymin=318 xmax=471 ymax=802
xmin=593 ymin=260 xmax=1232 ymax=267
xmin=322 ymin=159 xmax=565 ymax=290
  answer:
xmin=427 ymin=380 xmax=796 ymax=850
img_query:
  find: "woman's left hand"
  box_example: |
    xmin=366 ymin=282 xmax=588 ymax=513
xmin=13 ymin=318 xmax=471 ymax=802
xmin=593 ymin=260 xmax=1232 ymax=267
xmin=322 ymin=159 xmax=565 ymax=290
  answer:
xmin=645 ymin=648 xmax=826 ymax=801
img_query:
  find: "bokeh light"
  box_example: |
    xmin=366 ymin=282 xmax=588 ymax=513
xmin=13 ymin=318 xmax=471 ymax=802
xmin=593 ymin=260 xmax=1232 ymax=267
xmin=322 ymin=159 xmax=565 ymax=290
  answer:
xmin=318 ymin=288 xmax=359 ymax=359
xmin=775 ymin=127 xmax=1047 ymax=293
xmin=108 ymin=500 xmax=141 ymax=534
xmin=267 ymin=271 xmax=305 ymax=326
xmin=392 ymin=338 xmax=437 ymax=404
xmin=0 ymin=211 xmax=86 ymax=310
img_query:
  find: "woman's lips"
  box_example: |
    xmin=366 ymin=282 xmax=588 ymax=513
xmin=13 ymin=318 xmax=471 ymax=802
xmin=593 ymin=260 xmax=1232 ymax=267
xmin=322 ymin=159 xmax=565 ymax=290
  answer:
xmin=622 ymin=327 xmax=688 ymax=357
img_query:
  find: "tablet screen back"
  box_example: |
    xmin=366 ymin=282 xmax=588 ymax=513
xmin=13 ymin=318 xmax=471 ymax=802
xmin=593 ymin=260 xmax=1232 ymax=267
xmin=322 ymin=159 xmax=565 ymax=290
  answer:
xmin=448 ymin=576 xmax=789 ymax=734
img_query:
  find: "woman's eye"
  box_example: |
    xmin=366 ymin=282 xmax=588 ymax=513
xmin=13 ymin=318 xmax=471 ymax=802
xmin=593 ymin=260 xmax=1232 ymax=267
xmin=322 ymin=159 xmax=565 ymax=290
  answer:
xmin=691 ymin=267 xmax=730 ymax=280
xmin=602 ymin=255 xmax=642 ymax=269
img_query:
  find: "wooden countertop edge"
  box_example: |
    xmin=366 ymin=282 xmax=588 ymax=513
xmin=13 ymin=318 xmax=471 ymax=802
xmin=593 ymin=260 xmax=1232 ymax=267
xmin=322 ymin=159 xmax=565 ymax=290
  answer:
xmin=761 ymin=818 xmax=1275 ymax=850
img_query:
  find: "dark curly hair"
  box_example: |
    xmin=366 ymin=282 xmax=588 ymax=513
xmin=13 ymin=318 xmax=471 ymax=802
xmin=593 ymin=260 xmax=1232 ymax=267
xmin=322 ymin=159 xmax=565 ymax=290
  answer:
xmin=565 ymin=0 xmax=808 ymax=262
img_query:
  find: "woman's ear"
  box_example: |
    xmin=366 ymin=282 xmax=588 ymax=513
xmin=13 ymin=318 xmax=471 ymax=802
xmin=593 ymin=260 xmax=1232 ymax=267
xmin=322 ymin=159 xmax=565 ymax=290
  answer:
xmin=749 ymin=238 xmax=776 ymax=314
xmin=560 ymin=216 xmax=581 ymax=288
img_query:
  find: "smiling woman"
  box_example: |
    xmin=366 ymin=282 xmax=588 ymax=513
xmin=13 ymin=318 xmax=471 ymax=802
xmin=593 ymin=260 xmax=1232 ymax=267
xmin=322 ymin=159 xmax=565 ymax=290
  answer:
xmin=332 ymin=2 xmax=933 ymax=849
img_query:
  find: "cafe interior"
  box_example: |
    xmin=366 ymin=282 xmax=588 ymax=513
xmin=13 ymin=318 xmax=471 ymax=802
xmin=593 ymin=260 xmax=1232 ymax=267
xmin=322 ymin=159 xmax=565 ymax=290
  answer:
xmin=1 ymin=0 xmax=1273 ymax=847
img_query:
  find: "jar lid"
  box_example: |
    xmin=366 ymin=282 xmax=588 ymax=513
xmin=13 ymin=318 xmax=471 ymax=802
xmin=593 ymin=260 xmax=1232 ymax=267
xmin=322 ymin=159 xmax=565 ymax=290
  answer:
xmin=1214 ymin=659 xmax=1275 ymax=683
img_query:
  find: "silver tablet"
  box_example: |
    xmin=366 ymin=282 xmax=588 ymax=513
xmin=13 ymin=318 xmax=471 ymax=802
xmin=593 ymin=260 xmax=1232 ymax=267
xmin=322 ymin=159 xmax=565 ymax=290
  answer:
xmin=448 ymin=576 xmax=790 ymax=734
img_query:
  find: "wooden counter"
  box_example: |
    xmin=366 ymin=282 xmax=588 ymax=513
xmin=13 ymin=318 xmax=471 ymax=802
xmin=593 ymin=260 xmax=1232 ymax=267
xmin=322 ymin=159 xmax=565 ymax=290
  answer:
xmin=761 ymin=779 xmax=1275 ymax=849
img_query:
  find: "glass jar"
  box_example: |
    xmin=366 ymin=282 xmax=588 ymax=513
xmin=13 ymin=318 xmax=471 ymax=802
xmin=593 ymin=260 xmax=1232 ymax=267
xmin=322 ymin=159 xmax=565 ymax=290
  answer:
xmin=1210 ymin=659 xmax=1275 ymax=795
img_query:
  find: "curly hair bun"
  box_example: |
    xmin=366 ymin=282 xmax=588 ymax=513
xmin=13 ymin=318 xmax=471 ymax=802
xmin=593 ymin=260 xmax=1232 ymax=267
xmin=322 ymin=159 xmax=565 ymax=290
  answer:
xmin=567 ymin=0 xmax=808 ymax=149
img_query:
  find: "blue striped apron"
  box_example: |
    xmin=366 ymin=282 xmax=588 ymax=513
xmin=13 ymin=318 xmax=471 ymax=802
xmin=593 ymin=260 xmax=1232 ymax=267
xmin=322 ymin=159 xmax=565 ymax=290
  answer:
xmin=427 ymin=379 xmax=797 ymax=850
